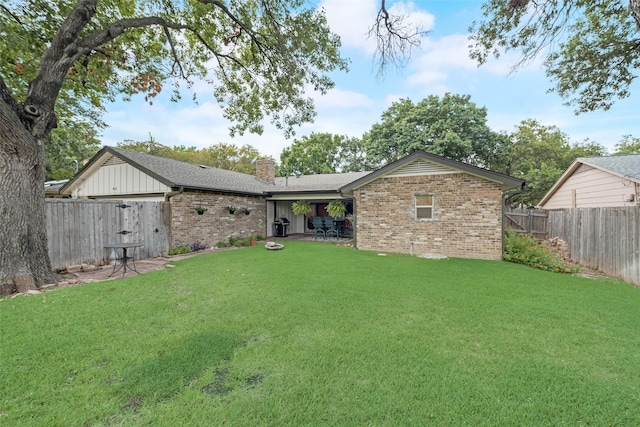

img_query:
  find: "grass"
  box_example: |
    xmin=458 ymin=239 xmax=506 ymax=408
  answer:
xmin=1 ymin=241 xmax=639 ymax=426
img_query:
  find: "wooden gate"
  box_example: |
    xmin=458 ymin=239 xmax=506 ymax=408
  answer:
xmin=503 ymin=208 xmax=548 ymax=239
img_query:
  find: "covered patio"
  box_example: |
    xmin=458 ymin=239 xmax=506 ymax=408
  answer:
xmin=264 ymin=171 xmax=369 ymax=238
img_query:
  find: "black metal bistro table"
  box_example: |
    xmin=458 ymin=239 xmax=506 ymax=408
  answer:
xmin=104 ymin=243 xmax=144 ymax=277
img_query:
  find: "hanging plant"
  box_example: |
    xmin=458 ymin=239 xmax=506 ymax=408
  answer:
xmin=326 ymin=199 xmax=347 ymax=218
xmin=291 ymin=200 xmax=312 ymax=216
xmin=194 ymin=205 xmax=208 ymax=215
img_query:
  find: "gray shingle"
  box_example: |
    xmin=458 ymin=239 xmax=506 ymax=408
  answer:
xmin=580 ymin=154 xmax=640 ymax=181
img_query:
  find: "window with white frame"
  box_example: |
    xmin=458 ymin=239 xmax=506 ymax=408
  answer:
xmin=415 ymin=195 xmax=434 ymax=220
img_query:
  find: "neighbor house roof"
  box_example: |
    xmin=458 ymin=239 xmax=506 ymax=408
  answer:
xmin=61 ymin=146 xmax=274 ymax=196
xmin=538 ymin=154 xmax=640 ymax=206
xmin=44 ymin=179 xmax=69 ymax=196
xmin=340 ymin=150 xmax=525 ymax=193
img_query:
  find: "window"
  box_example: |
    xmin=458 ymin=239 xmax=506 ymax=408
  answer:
xmin=416 ymin=195 xmax=434 ymax=220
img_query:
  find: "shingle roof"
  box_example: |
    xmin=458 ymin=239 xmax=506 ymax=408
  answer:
xmin=62 ymin=147 xmax=525 ymax=197
xmin=580 ymin=154 xmax=640 ymax=181
xmin=272 ymin=171 xmax=371 ymax=193
xmin=85 ymin=146 xmax=273 ymax=195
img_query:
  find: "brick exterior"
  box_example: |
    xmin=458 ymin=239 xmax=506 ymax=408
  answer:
xmin=169 ymin=190 xmax=266 ymax=248
xmin=354 ymin=173 xmax=504 ymax=260
xmin=256 ymin=159 xmax=276 ymax=184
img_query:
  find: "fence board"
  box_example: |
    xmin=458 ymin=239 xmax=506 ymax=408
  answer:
xmin=504 ymin=208 xmax=548 ymax=238
xmin=547 ymin=207 xmax=639 ymax=286
xmin=46 ymin=199 xmax=170 ymax=269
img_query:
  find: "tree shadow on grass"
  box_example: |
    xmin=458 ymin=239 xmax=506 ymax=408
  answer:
xmin=116 ymin=331 xmax=243 ymax=408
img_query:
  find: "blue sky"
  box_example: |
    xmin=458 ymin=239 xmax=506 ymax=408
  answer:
xmin=101 ymin=0 xmax=639 ymax=161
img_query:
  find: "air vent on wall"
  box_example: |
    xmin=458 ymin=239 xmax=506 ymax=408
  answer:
xmin=387 ymin=159 xmax=455 ymax=177
xmin=103 ymin=155 xmax=125 ymax=166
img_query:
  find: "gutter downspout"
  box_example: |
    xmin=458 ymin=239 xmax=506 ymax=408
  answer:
xmin=165 ymin=186 xmax=184 ymax=202
xmin=163 ymin=187 xmax=184 ymax=250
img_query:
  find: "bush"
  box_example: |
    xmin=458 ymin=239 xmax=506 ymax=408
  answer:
xmin=503 ymin=230 xmax=578 ymax=274
xmin=190 ymin=241 xmax=209 ymax=252
xmin=216 ymin=235 xmax=265 ymax=248
xmin=168 ymin=245 xmax=192 ymax=256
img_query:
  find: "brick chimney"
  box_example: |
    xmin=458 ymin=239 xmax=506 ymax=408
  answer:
xmin=256 ymin=159 xmax=276 ymax=184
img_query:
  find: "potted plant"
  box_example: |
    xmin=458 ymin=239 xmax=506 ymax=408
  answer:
xmin=249 ymin=234 xmax=258 ymax=246
xmin=240 ymin=207 xmax=251 ymax=215
xmin=292 ymin=200 xmax=312 ymax=216
xmin=326 ymin=199 xmax=347 ymax=218
xmin=194 ymin=205 xmax=208 ymax=215
xmin=226 ymin=205 xmax=237 ymax=214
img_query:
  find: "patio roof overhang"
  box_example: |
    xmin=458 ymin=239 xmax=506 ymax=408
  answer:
xmin=265 ymin=190 xmax=346 ymax=201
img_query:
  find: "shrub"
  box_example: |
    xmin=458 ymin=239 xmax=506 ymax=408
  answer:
xmin=190 ymin=241 xmax=209 ymax=252
xmin=216 ymin=235 xmax=265 ymax=248
xmin=168 ymin=245 xmax=192 ymax=256
xmin=503 ymin=230 xmax=578 ymax=274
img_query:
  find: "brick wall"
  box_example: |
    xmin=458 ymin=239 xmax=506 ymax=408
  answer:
xmin=354 ymin=173 xmax=504 ymax=260
xmin=169 ymin=190 xmax=266 ymax=248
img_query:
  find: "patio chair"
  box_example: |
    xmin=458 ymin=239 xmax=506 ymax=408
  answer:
xmin=324 ymin=216 xmax=339 ymax=240
xmin=312 ymin=216 xmax=326 ymax=240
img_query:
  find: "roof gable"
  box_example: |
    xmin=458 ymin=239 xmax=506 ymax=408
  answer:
xmin=340 ymin=151 xmax=524 ymax=192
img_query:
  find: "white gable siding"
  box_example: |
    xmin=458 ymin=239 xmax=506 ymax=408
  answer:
xmin=75 ymin=162 xmax=171 ymax=197
xmin=542 ymin=166 xmax=638 ymax=209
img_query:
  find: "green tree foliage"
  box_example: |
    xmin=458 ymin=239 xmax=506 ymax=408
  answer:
xmin=470 ymin=0 xmax=640 ymax=112
xmin=613 ymin=135 xmax=640 ymax=154
xmin=278 ymin=132 xmax=370 ymax=176
xmin=47 ymin=118 xmax=101 ymax=179
xmin=1 ymin=2 xmax=105 ymax=180
xmin=505 ymin=119 xmax=607 ymax=206
xmin=365 ymin=94 xmax=509 ymax=170
xmin=118 ymin=139 xmax=267 ymax=175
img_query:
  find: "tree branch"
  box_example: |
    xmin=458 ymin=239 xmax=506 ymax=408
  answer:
xmin=368 ymin=0 xmax=429 ymax=77
xmin=0 ymin=3 xmax=23 ymax=25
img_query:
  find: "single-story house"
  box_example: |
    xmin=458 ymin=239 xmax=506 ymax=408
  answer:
xmin=60 ymin=146 xmax=524 ymax=260
xmin=538 ymin=154 xmax=640 ymax=209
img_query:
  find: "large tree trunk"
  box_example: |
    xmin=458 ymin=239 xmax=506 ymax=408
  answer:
xmin=0 ymin=99 xmax=57 ymax=295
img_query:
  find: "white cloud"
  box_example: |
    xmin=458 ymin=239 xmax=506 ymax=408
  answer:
xmin=313 ymin=87 xmax=374 ymax=110
xmin=320 ymin=0 xmax=379 ymax=54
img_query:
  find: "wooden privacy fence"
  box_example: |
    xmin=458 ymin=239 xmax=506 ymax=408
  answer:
xmin=504 ymin=208 xmax=548 ymax=238
xmin=547 ymin=207 xmax=639 ymax=286
xmin=46 ymin=199 xmax=170 ymax=269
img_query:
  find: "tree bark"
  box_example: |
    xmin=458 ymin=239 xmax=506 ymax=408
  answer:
xmin=631 ymin=0 xmax=640 ymax=30
xmin=0 ymin=98 xmax=57 ymax=294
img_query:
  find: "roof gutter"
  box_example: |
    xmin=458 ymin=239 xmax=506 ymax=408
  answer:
xmin=165 ymin=186 xmax=184 ymax=202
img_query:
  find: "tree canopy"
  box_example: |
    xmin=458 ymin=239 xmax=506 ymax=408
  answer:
xmin=505 ymin=119 xmax=607 ymax=206
xmin=469 ymin=0 xmax=640 ymax=113
xmin=613 ymin=135 xmax=640 ymax=154
xmin=365 ymin=94 xmax=509 ymax=171
xmin=278 ymin=132 xmax=370 ymax=176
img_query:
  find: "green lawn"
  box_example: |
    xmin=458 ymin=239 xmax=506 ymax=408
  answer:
xmin=2 ymin=241 xmax=639 ymax=426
